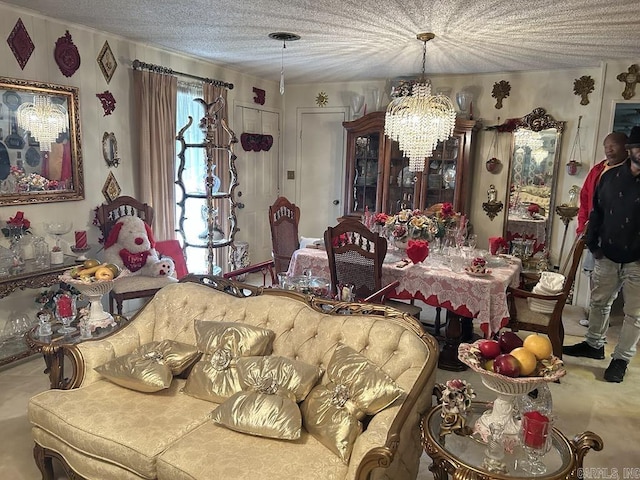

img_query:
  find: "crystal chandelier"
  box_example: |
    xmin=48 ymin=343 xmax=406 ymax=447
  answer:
xmin=16 ymin=95 xmax=68 ymax=152
xmin=385 ymin=33 xmax=457 ymax=172
xmin=268 ymin=32 xmax=300 ymax=95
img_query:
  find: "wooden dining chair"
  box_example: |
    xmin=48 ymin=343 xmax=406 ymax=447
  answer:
xmin=505 ymin=235 xmax=586 ymax=358
xmin=95 ymin=196 xmax=180 ymax=315
xmin=324 ymin=219 xmax=421 ymax=318
xmin=269 ymin=196 xmax=300 ymax=274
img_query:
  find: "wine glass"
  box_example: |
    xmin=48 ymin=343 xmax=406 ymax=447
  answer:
xmin=45 ymin=221 xmax=73 ymax=250
xmin=467 ymin=234 xmax=478 ymax=250
xmin=350 ymin=94 xmax=365 ymax=119
xmin=519 ymin=411 xmax=554 ymax=475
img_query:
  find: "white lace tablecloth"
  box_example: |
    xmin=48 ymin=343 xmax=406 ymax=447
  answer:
xmin=288 ymin=248 xmax=521 ymax=337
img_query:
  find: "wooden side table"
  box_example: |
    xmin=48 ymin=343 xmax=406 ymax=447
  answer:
xmin=26 ymin=317 xmax=127 ymax=389
xmin=421 ymin=402 xmax=603 ymax=480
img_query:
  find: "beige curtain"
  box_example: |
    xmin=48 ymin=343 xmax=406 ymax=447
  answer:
xmin=203 ymin=84 xmax=232 ymax=272
xmin=133 ymin=69 xmax=178 ymax=241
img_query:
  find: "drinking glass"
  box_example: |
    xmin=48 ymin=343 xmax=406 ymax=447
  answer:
xmin=467 ymin=234 xmax=478 ymax=250
xmin=58 ymin=316 xmax=76 ymax=334
xmin=519 ymin=411 xmax=554 ymax=475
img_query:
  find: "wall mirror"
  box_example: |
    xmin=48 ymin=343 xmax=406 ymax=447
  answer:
xmin=611 ymin=101 xmax=640 ymax=136
xmin=102 ymin=132 xmax=119 ymax=167
xmin=504 ymin=107 xmax=565 ymax=262
xmin=0 ymin=77 xmax=84 ymax=205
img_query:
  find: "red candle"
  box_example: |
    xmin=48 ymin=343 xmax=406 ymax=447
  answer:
xmin=56 ymin=295 xmax=73 ymax=318
xmin=522 ymin=411 xmax=550 ymax=449
xmin=75 ymin=230 xmax=88 ymax=248
xmin=489 ymin=237 xmax=501 ymax=255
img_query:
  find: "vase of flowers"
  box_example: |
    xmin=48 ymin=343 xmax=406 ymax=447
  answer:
xmin=2 ymin=211 xmax=32 ymax=273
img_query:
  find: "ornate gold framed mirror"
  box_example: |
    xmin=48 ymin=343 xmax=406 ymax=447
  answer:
xmin=0 ymin=77 xmax=84 ymax=205
xmin=504 ymin=107 xmax=565 ymax=261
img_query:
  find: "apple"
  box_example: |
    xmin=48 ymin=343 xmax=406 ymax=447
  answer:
xmin=478 ymin=340 xmax=501 ymax=359
xmin=493 ymin=353 xmax=521 ymax=377
xmin=498 ymin=331 xmax=524 ymax=353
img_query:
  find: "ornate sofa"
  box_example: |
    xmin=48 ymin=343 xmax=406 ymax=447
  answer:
xmin=28 ymin=275 xmax=439 ymax=480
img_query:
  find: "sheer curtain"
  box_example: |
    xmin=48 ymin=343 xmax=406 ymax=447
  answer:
xmin=133 ymin=69 xmax=178 ymax=240
xmin=176 ymin=81 xmax=208 ymax=273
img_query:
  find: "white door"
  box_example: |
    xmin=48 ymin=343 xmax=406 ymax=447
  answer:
xmin=234 ymin=105 xmax=280 ymax=263
xmin=297 ymin=109 xmax=347 ymax=237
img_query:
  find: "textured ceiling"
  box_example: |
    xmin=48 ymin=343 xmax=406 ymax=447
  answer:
xmin=5 ymin=0 xmax=639 ymax=84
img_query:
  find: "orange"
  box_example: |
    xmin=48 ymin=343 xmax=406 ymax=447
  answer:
xmin=523 ymin=335 xmax=553 ymax=360
xmin=510 ymin=347 xmax=538 ymax=376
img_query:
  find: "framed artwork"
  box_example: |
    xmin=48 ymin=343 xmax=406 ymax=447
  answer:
xmin=97 ymin=41 xmax=117 ymax=84
xmin=610 ymin=101 xmax=640 ymax=137
xmin=102 ymin=171 xmax=121 ymax=202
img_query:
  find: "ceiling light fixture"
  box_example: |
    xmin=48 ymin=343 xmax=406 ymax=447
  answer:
xmin=385 ymin=33 xmax=457 ymax=172
xmin=268 ymin=32 xmax=300 ymax=95
xmin=16 ymin=95 xmax=68 ymax=152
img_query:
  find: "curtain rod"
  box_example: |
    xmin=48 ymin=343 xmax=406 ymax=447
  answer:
xmin=132 ymin=59 xmax=234 ymax=90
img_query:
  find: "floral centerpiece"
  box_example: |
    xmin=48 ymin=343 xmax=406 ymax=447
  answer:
xmin=383 ymin=209 xmax=438 ymax=246
xmin=2 ymin=211 xmax=31 ymax=239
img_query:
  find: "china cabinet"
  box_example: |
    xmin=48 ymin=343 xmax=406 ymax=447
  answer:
xmin=342 ymin=111 xmax=477 ymax=217
xmin=175 ymin=97 xmax=239 ymax=275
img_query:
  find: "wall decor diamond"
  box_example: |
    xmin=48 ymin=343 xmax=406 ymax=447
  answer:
xmin=97 ymin=40 xmax=117 ymax=84
xmin=7 ymin=18 xmax=34 ymax=70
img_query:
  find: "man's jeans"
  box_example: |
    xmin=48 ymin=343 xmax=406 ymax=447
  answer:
xmin=585 ymin=257 xmax=640 ymax=362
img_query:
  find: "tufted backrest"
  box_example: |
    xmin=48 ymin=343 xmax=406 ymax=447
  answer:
xmin=136 ymin=282 xmax=430 ymax=391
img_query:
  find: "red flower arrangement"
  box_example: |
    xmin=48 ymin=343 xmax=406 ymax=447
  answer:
xmin=2 ymin=211 xmax=31 ymax=238
xmin=527 ymin=204 xmax=540 ymax=216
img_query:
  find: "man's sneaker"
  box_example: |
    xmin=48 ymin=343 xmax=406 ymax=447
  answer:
xmin=562 ymin=341 xmax=605 ymax=359
xmin=579 ymin=319 xmax=589 ymax=327
xmin=604 ymin=359 xmax=628 ymax=383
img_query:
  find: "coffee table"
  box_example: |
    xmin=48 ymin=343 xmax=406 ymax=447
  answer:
xmin=26 ymin=317 xmax=127 ymax=389
xmin=421 ymin=402 xmax=603 ymax=480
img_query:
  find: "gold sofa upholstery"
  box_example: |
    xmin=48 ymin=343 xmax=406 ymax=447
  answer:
xmin=28 ymin=275 xmax=439 ymax=480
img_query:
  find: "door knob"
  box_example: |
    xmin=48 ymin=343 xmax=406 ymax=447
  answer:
xmin=333 ymin=199 xmax=340 ymax=205
xmin=237 ymin=202 xmax=245 ymax=209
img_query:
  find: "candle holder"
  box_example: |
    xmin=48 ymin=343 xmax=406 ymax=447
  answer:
xmin=483 ymin=185 xmax=504 ymax=221
xmin=70 ymin=245 xmax=91 ymax=262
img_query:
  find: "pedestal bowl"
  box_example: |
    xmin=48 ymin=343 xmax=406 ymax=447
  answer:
xmin=458 ymin=341 xmax=565 ymax=449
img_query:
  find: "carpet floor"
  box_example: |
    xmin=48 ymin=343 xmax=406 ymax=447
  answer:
xmin=1 ymin=304 xmax=637 ymax=479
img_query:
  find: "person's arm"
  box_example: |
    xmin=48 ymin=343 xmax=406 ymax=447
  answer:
xmin=585 ymin=183 xmax=604 ymax=257
xmin=577 ymin=167 xmax=597 ymax=234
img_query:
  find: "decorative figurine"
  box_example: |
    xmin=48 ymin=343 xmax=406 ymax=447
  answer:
xmin=37 ymin=311 xmax=52 ymax=337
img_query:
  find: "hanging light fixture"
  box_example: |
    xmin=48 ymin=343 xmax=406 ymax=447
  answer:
xmin=268 ymin=32 xmax=300 ymax=95
xmin=16 ymin=95 xmax=67 ymax=152
xmin=385 ymin=33 xmax=457 ymax=172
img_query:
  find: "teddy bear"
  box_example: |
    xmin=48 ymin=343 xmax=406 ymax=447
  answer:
xmin=103 ymin=215 xmax=175 ymax=278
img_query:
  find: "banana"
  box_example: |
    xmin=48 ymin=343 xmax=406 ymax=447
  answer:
xmin=77 ymin=263 xmax=109 ymax=277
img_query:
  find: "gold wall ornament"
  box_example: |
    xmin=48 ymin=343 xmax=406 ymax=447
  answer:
xmin=315 ymin=91 xmax=328 ymax=107
xmin=617 ymin=64 xmax=639 ymax=100
xmin=573 ymin=75 xmax=595 ymax=105
xmin=491 ymin=80 xmax=511 ymax=109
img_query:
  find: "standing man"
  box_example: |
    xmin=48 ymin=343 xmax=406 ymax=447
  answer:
xmin=575 ymin=132 xmax=628 ymax=326
xmin=563 ymin=126 xmax=640 ymax=382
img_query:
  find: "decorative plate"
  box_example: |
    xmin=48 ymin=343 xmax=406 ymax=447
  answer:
xmin=25 ymin=147 xmax=41 ymax=167
xmin=464 ymin=268 xmax=492 ymax=277
xmin=54 ymin=31 xmax=81 ymax=77
xmin=2 ymin=91 xmax=22 ymax=110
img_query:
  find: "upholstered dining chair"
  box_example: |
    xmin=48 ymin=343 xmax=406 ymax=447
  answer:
xmin=268 ymin=196 xmax=301 ymax=274
xmin=96 ymin=196 xmax=184 ymax=315
xmin=505 ymin=235 xmax=586 ymax=358
xmin=324 ymin=219 xmax=421 ymax=318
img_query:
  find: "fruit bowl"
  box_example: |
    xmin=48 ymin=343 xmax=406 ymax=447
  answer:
xmin=458 ymin=341 xmax=565 ymax=446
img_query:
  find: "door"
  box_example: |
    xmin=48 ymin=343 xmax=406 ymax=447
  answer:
xmin=234 ymin=105 xmax=280 ymax=263
xmin=297 ymin=109 xmax=347 ymax=237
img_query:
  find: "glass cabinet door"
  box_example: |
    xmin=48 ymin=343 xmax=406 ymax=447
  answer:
xmin=384 ymin=141 xmax=415 ymax=214
xmin=421 ymin=136 xmax=460 ymax=210
xmin=350 ymin=132 xmax=380 ymax=214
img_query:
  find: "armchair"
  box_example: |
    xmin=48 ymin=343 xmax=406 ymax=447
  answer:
xmin=96 ymin=196 xmax=180 ymax=315
xmin=506 ymin=236 xmax=586 ymax=358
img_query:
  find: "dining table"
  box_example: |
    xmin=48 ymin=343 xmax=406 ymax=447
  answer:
xmin=287 ymin=246 xmax=522 ymax=370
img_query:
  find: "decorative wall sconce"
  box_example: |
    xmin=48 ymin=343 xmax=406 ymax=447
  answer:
xmin=617 ymin=64 xmax=639 ymax=100
xmin=491 ymin=80 xmax=510 ymax=109
xmin=573 ymin=75 xmax=594 ymax=105
xmin=482 ymin=184 xmax=503 ymax=221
